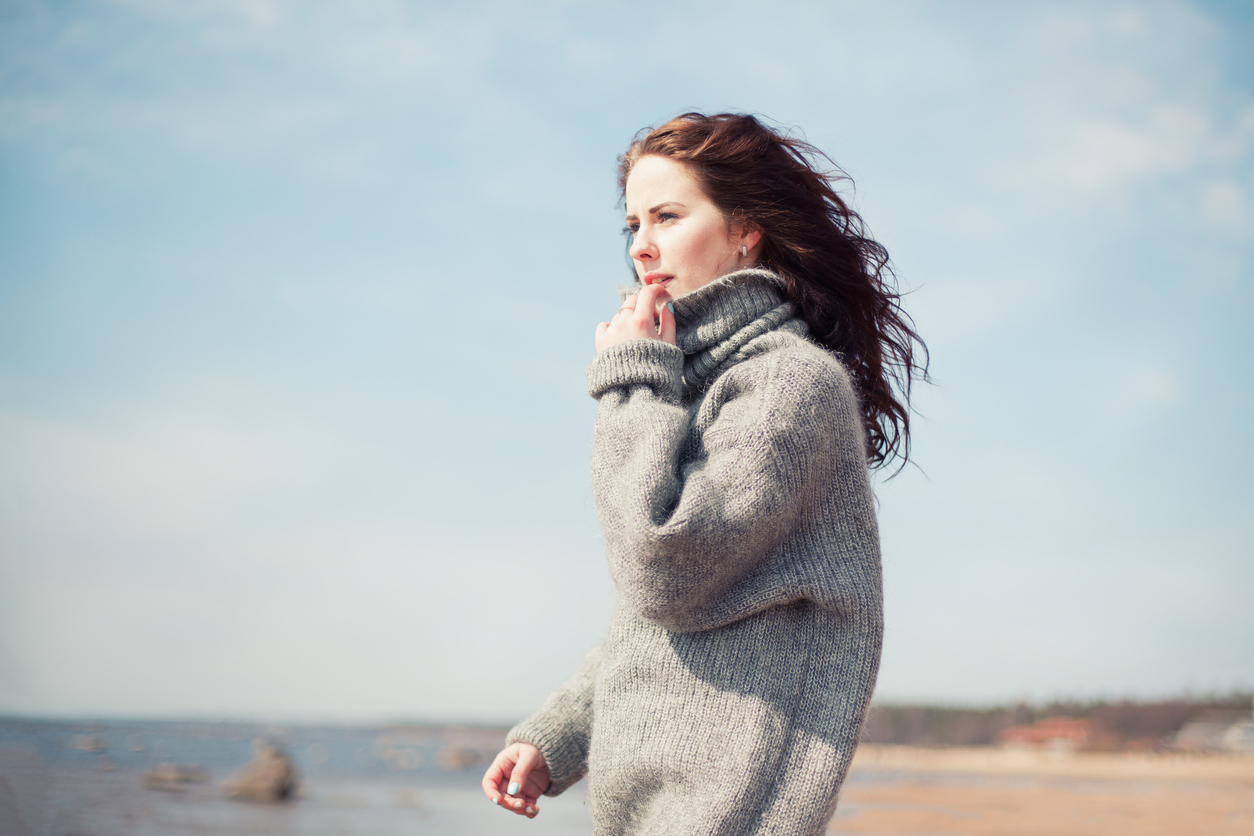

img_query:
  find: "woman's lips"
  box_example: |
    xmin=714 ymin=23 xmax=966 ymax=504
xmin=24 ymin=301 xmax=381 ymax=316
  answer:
xmin=643 ymin=273 xmax=673 ymax=287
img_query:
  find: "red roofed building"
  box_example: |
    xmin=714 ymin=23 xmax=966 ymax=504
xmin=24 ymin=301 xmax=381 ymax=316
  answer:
xmin=996 ymin=717 xmax=1094 ymax=752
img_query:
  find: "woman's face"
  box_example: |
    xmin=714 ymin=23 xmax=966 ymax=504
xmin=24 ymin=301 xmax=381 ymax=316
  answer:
xmin=624 ymin=155 xmax=756 ymax=298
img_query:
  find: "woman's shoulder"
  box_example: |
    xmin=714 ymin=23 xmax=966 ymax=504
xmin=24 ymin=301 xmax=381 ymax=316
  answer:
xmin=729 ymin=324 xmax=858 ymax=402
xmin=698 ymin=326 xmax=865 ymax=445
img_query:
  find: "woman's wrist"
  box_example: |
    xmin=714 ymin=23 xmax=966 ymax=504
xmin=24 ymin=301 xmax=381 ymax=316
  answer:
xmin=587 ymin=339 xmax=685 ymax=402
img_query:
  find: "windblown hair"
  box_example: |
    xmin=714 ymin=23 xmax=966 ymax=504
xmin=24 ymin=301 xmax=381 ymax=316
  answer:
xmin=618 ymin=112 xmax=928 ymax=470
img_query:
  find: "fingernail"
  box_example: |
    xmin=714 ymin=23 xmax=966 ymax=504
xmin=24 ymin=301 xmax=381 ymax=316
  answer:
xmin=513 ymin=799 xmax=523 ymax=809
xmin=526 ymin=806 xmax=536 ymax=814
xmin=490 ymin=795 xmax=497 ymax=804
xmin=508 ymin=781 xmax=519 ymax=795
xmin=667 ymin=302 xmax=675 ymax=313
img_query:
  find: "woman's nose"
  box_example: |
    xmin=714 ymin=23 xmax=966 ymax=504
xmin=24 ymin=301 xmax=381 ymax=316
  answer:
xmin=629 ymin=230 xmax=656 ymax=262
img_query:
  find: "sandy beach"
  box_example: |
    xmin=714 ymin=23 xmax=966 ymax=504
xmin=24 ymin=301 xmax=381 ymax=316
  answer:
xmin=832 ymin=745 xmax=1254 ymax=835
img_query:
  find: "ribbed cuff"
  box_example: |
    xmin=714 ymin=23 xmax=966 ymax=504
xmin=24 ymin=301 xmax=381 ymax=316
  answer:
xmin=587 ymin=339 xmax=684 ymax=402
xmin=506 ymin=717 xmax=589 ymax=796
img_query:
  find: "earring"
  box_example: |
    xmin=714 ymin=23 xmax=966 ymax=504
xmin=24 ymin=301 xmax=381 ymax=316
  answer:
xmin=741 ymin=245 xmax=748 ymax=258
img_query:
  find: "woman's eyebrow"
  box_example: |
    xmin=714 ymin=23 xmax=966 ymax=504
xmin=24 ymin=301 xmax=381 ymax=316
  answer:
xmin=625 ymin=201 xmax=688 ymax=222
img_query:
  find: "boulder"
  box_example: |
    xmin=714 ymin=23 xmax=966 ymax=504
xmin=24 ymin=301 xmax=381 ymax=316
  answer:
xmin=221 ymin=739 xmax=297 ymax=802
xmin=142 ymin=763 xmax=210 ymax=791
xmin=438 ymin=745 xmax=487 ymax=770
xmin=72 ymin=735 xmax=105 ymax=753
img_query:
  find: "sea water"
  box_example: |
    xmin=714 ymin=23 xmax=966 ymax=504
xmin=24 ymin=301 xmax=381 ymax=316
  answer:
xmin=0 ymin=717 xmax=594 ymax=835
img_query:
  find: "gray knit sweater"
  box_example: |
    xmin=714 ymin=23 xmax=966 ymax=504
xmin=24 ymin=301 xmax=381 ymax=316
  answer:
xmin=508 ymin=269 xmax=883 ymax=835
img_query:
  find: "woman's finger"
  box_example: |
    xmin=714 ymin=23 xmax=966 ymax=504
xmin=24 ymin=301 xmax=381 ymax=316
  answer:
xmin=482 ymin=745 xmax=540 ymax=817
xmin=482 ymin=749 xmax=514 ymax=805
xmin=635 ymin=283 xmax=671 ymax=320
xmin=506 ymin=745 xmax=539 ymax=802
xmin=657 ymin=297 xmax=676 ymax=344
xmin=596 ymin=286 xmax=674 ymax=352
xmin=633 ymin=283 xmax=672 ymax=337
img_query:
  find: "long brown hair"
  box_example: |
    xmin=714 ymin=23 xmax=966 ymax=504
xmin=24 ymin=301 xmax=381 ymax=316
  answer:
xmin=619 ymin=112 xmax=928 ymax=470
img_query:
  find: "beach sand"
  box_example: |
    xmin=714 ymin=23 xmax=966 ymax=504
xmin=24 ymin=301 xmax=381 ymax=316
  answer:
xmin=832 ymin=745 xmax=1254 ymax=835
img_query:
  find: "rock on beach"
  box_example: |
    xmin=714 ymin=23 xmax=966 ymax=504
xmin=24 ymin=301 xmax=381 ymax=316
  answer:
xmin=221 ymin=738 xmax=297 ymax=802
xmin=142 ymin=763 xmax=210 ymax=791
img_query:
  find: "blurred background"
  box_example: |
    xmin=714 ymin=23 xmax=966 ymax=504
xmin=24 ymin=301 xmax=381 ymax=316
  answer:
xmin=1 ymin=0 xmax=1251 ymax=727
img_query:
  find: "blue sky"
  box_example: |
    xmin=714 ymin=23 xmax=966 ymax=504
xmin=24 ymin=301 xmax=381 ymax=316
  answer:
xmin=1 ymin=0 xmax=1251 ymax=722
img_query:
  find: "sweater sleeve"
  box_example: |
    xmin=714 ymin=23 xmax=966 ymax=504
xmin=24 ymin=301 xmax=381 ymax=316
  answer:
xmin=588 ymin=338 xmax=854 ymax=633
xmin=505 ymin=643 xmax=602 ymax=796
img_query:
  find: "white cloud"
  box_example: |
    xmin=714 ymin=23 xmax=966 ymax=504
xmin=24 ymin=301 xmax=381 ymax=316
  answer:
xmin=1094 ymin=365 xmax=1187 ymax=417
xmin=0 ymin=406 xmax=347 ymax=539
xmin=1008 ymin=105 xmax=1211 ymax=194
xmin=0 ymin=0 xmax=515 ymax=178
xmin=975 ymin=3 xmax=1250 ymax=213
xmin=1109 ymin=6 xmax=1148 ymax=37
xmin=1208 ymin=106 xmax=1254 ymax=164
xmin=905 ymin=267 xmax=1056 ymax=346
xmin=1128 ymin=366 xmax=1186 ymax=406
xmin=108 ymin=0 xmax=285 ymax=30
xmin=1201 ymin=180 xmax=1254 ymax=240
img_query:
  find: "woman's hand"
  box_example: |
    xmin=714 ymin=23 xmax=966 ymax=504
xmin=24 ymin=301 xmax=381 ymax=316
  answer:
xmin=482 ymin=742 xmax=550 ymax=818
xmin=595 ymin=282 xmax=675 ymax=353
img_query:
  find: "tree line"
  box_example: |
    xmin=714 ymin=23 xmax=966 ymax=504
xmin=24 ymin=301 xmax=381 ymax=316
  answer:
xmin=861 ymin=692 xmax=1253 ymax=749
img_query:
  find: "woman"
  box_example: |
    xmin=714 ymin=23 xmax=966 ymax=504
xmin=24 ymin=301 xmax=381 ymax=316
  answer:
xmin=482 ymin=112 xmax=926 ymax=834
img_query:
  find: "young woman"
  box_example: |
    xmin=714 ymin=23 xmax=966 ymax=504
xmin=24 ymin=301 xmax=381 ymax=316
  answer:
xmin=482 ymin=112 xmax=926 ymax=834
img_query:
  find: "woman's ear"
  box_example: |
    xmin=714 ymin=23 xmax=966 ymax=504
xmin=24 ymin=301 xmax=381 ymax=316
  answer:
xmin=740 ymin=225 xmax=763 ymax=256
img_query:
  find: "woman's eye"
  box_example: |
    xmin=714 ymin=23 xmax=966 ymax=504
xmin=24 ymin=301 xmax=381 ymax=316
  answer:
xmin=657 ymin=212 xmax=678 ymax=222
xmin=623 ymin=223 xmax=639 ymax=235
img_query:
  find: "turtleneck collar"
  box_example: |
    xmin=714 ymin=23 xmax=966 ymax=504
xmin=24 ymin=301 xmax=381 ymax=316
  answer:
xmin=670 ymin=269 xmax=785 ymax=349
xmin=665 ymin=268 xmax=804 ymax=393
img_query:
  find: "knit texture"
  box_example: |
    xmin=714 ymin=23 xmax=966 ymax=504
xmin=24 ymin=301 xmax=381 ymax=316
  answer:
xmin=508 ymin=269 xmax=883 ymax=835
